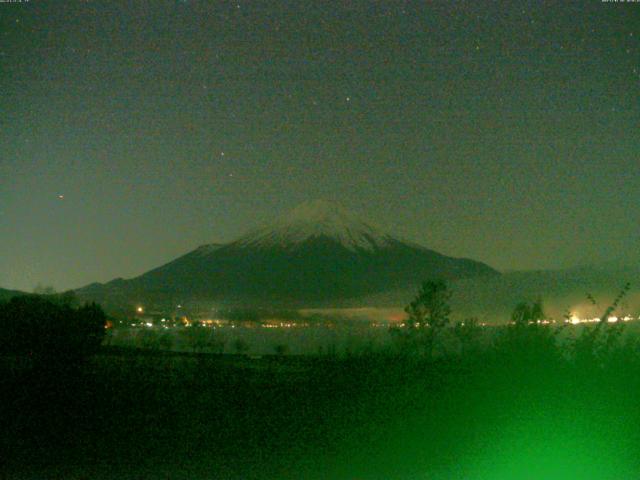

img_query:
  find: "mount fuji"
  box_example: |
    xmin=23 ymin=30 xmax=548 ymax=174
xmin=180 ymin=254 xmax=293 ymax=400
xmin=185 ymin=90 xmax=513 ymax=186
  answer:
xmin=78 ymin=200 xmax=498 ymax=307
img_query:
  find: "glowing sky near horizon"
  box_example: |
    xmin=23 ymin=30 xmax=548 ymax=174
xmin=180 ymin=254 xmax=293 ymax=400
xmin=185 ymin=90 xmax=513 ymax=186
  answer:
xmin=1 ymin=0 xmax=639 ymax=291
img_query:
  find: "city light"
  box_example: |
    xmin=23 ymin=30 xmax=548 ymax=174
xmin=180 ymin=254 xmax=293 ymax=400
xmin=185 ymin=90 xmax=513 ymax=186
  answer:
xmin=565 ymin=314 xmax=637 ymax=325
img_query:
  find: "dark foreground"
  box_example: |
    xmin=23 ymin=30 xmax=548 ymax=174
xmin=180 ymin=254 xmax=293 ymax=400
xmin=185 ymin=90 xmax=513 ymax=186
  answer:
xmin=2 ymin=345 xmax=640 ymax=480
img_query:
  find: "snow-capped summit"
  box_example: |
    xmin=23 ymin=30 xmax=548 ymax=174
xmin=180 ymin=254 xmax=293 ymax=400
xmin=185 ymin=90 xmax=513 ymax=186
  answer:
xmin=77 ymin=199 xmax=499 ymax=306
xmin=236 ymin=200 xmax=392 ymax=251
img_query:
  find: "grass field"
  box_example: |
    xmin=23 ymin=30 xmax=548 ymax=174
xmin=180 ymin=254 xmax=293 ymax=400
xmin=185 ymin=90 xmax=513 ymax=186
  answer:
xmin=3 ymin=339 xmax=640 ymax=479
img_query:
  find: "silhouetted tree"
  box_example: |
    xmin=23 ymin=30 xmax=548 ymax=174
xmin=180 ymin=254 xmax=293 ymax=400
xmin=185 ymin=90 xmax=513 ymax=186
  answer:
xmin=405 ymin=280 xmax=451 ymax=330
xmin=0 ymin=295 xmax=106 ymax=366
xmin=495 ymin=299 xmax=560 ymax=365
xmin=510 ymin=299 xmax=545 ymax=326
xmin=397 ymin=280 xmax=452 ymax=358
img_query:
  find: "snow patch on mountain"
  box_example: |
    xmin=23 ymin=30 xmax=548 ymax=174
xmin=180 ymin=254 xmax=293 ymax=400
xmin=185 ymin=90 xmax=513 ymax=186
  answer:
xmin=235 ymin=200 xmax=394 ymax=252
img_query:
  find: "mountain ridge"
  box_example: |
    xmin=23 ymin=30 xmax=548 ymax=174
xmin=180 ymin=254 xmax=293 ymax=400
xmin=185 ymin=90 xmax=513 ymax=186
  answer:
xmin=77 ymin=200 xmax=499 ymax=307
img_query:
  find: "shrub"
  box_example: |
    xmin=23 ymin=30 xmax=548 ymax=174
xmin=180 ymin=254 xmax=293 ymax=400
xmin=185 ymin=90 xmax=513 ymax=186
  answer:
xmin=0 ymin=295 xmax=106 ymax=365
xmin=494 ymin=300 xmax=562 ymax=366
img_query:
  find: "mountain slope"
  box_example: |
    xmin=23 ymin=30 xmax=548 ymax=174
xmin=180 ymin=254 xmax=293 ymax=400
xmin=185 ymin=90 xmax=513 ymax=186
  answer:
xmin=78 ymin=200 xmax=498 ymax=306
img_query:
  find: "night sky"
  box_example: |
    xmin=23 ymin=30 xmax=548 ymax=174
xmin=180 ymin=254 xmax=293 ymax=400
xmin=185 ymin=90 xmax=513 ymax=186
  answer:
xmin=1 ymin=0 xmax=639 ymax=291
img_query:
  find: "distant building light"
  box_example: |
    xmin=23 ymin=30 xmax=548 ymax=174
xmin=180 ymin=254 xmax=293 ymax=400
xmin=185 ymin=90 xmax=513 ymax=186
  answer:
xmin=136 ymin=306 xmax=144 ymax=313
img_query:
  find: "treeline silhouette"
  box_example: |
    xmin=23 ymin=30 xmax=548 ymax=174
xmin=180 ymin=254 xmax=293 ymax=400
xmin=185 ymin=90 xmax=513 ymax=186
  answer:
xmin=0 ymin=292 xmax=106 ymax=366
xmin=385 ymin=280 xmax=637 ymax=371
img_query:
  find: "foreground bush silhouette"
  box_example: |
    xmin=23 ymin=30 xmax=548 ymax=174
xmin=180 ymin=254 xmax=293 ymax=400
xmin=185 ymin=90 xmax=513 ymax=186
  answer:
xmin=572 ymin=284 xmax=631 ymax=369
xmin=493 ymin=300 xmax=562 ymax=365
xmin=453 ymin=317 xmax=482 ymax=357
xmin=0 ymin=294 xmax=106 ymax=366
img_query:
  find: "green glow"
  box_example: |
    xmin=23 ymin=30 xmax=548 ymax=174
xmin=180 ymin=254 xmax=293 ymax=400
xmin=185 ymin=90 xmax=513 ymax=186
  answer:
xmin=451 ymin=406 xmax=637 ymax=479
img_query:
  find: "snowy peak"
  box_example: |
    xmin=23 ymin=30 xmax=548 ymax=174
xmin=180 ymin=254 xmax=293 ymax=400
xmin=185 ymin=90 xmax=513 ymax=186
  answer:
xmin=236 ymin=200 xmax=393 ymax=252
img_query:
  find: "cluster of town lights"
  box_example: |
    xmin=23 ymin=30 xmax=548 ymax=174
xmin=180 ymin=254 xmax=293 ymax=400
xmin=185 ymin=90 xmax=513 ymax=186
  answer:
xmin=261 ymin=322 xmax=305 ymax=328
xmin=131 ymin=305 xmax=638 ymax=328
xmin=567 ymin=314 xmax=635 ymax=325
xmin=396 ymin=316 xmax=639 ymax=328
